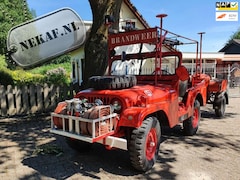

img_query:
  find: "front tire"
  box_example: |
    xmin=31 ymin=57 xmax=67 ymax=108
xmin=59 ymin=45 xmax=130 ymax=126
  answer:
xmin=183 ymin=100 xmax=200 ymax=136
xmin=129 ymin=117 xmax=161 ymax=172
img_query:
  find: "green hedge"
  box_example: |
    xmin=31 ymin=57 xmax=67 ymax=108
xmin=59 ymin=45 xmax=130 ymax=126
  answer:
xmin=0 ymin=55 xmax=71 ymax=86
xmin=0 ymin=68 xmax=14 ymax=85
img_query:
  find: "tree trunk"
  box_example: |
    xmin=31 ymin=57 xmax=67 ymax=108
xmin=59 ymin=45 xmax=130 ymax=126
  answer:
xmin=82 ymin=0 xmax=122 ymax=87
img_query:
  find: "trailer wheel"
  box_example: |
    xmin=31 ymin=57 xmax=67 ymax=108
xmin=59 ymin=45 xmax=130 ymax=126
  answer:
xmin=66 ymin=137 xmax=92 ymax=152
xmin=89 ymin=75 xmax=137 ymax=90
xmin=214 ymin=95 xmax=226 ymax=117
xmin=183 ymin=100 xmax=200 ymax=136
xmin=129 ymin=117 xmax=161 ymax=172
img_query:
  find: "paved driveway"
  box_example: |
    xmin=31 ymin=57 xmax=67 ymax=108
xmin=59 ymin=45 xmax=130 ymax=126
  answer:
xmin=0 ymin=88 xmax=240 ymax=180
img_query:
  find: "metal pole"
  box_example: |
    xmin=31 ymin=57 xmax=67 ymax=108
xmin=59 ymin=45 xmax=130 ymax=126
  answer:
xmin=155 ymin=14 xmax=167 ymax=84
xmin=228 ymin=64 xmax=231 ymax=88
xmin=198 ymin=32 xmax=205 ymax=74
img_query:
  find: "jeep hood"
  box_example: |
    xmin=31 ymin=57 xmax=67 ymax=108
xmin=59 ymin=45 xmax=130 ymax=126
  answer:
xmin=76 ymin=84 xmax=177 ymax=105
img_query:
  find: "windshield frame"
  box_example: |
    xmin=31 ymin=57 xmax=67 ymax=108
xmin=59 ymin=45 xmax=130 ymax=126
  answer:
xmin=109 ymin=51 xmax=182 ymax=77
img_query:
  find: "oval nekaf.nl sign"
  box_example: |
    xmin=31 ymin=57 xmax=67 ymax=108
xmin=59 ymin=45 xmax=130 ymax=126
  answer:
xmin=7 ymin=8 xmax=86 ymax=68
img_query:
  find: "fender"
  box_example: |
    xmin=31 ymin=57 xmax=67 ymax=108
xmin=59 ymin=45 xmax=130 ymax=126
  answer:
xmin=118 ymin=107 xmax=149 ymax=128
xmin=186 ymin=79 xmax=207 ymax=107
xmin=185 ymin=90 xmax=200 ymax=107
xmin=118 ymin=99 xmax=178 ymax=128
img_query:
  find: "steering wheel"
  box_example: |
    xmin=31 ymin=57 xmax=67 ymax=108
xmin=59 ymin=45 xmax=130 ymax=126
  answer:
xmin=152 ymin=69 xmax=172 ymax=75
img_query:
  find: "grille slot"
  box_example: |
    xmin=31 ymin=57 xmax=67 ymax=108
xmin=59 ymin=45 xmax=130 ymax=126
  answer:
xmin=85 ymin=96 xmax=111 ymax=105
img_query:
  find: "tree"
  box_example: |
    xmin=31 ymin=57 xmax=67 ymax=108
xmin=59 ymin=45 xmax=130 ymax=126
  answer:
xmin=226 ymin=27 xmax=240 ymax=45
xmin=82 ymin=0 xmax=122 ymax=87
xmin=231 ymin=27 xmax=240 ymax=39
xmin=0 ymin=0 xmax=32 ymax=55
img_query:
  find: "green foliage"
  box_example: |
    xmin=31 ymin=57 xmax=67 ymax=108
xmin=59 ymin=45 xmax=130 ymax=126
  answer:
xmin=226 ymin=27 xmax=240 ymax=45
xmin=0 ymin=1 xmax=73 ymax=86
xmin=0 ymin=55 xmax=7 ymax=68
xmin=0 ymin=68 xmax=14 ymax=85
xmin=231 ymin=28 xmax=240 ymax=40
xmin=45 ymin=67 xmax=69 ymax=85
xmin=0 ymin=55 xmax=13 ymax=85
xmin=0 ymin=55 xmax=71 ymax=86
xmin=29 ymin=62 xmax=71 ymax=75
xmin=10 ymin=69 xmax=45 ymax=85
xmin=0 ymin=0 xmax=33 ymax=54
xmin=47 ymin=55 xmax=71 ymax=65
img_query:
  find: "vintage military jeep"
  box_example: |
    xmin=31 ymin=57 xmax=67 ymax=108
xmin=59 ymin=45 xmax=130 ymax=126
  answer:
xmin=51 ymin=15 xmax=228 ymax=171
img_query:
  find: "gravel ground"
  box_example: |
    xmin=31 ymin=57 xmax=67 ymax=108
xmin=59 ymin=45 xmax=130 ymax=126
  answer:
xmin=0 ymin=87 xmax=239 ymax=180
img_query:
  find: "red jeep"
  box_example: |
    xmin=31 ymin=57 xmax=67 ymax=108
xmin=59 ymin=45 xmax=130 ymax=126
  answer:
xmin=51 ymin=15 xmax=228 ymax=171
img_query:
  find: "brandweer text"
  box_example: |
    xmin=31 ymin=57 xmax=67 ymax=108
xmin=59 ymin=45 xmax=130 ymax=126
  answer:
xmin=110 ymin=28 xmax=157 ymax=47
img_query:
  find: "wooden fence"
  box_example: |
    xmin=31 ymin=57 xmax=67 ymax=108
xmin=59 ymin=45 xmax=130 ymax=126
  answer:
xmin=0 ymin=83 xmax=74 ymax=117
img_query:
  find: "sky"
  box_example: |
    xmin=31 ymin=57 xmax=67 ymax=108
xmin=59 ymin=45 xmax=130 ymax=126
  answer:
xmin=27 ymin=0 xmax=240 ymax=52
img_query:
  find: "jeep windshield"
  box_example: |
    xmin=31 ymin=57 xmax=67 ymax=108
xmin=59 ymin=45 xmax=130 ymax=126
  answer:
xmin=110 ymin=46 xmax=180 ymax=76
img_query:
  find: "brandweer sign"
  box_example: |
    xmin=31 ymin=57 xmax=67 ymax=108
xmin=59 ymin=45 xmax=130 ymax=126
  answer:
xmin=109 ymin=28 xmax=157 ymax=48
xmin=7 ymin=8 xmax=86 ymax=68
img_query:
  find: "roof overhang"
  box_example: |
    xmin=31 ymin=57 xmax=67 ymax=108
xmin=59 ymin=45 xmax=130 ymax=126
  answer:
xmin=124 ymin=0 xmax=150 ymax=29
xmin=182 ymin=52 xmax=224 ymax=59
xmin=223 ymin=54 xmax=240 ymax=61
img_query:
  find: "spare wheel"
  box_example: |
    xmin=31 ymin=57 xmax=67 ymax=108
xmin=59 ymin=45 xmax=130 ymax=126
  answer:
xmin=88 ymin=75 xmax=137 ymax=90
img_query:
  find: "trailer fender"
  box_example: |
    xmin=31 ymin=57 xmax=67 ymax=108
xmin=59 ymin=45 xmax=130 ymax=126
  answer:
xmin=223 ymin=91 xmax=229 ymax=105
xmin=213 ymin=92 xmax=227 ymax=117
xmin=213 ymin=92 xmax=228 ymax=108
xmin=213 ymin=92 xmax=226 ymax=104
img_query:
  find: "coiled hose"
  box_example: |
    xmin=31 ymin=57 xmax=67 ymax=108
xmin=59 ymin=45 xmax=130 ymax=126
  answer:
xmin=80 ymin=106 xmax=111 ymax=137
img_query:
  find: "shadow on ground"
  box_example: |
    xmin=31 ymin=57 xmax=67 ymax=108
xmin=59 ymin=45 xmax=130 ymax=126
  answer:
xmin=0 ymin=107 xmax=239 ymax=179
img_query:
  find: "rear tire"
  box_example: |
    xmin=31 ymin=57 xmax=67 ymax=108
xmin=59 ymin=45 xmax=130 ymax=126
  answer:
xmin=183 ymin=100 xmax=200 ymax=136
xmin=129 ymin=117 xmax=161 ymax=172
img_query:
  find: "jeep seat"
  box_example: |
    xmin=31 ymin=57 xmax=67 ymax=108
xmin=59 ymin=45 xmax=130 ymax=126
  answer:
xmin=176 ymin=66 xmax=189 ymax=97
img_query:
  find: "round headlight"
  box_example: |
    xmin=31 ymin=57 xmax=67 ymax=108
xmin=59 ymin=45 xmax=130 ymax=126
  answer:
xmin=111 ymin=98 xmax=122 ymax=113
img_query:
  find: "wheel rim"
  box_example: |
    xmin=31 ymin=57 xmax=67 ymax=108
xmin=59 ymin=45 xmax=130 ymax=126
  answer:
xmin=145 ymin=128 xmax=157 ymax=160
xmin=192 ymin=107 xmax=199 ymax=128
